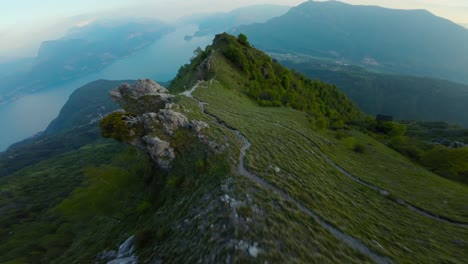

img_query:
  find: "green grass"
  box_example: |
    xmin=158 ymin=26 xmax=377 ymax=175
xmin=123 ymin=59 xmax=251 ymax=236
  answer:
xmin=2 ymin=44 xmax=468 ymax=263
xmin=322 ymin=130 xmax=468 ymax=222
xmin=0 ymin=141 xmax=126 ymax=263
xmin=188 ymin=52 xmax=468 ymax=263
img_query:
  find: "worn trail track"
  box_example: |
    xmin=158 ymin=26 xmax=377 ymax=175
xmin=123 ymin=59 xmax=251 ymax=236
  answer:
xmin=278 ymin=124 xmax=468 ymax=228
xmin=181 ymin=81 xmax=393 ymax=264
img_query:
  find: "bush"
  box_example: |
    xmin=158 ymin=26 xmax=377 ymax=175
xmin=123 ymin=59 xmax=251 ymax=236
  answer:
xmin=335 ymin=130 xmax=348 ymax=140
xmin=136 ymin=201 xmax=152 ymax=214
xmin=135 ymin=229 xmax=154 ymax=249
xmin=343 ymin=137 xmax=366 ymax=154
xmin=237 ymin=33 xmax=250 ymax=47
xmin=100 ymin=112 xmax=132 ymax=142
xmin=388 ymin=136 xmax=424 ymax=161
xmin=353 ymin=143 xmax=366 ymax=153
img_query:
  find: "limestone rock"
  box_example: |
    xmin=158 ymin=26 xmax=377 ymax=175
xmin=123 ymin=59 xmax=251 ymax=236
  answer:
xmin=142 ymin=136 xmax=176 ymax=169
xmin=110 ymin=79 xmax=174 ymax=113
xmin=111 ymin=79 xmax=169 ymax=101
xmin=98 ymin=250 xmax=117 ymax=261
xmin=107 ymin=256 xmax=137 ymax=264
xmin=158 ymin=109 xmax=190 ymax=136
xmin=100 ymin=235 xmax=138 ymax=264
xmin=117 ymin=235 xmax=135 ymax=258
xmin=191 ymin=120 xmax=209 ymax=133
xmin=104 ymin=78 xmax=213 ymax=170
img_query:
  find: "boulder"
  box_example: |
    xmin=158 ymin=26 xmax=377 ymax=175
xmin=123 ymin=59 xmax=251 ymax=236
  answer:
xmin=158 ymin=109 xmax=190 ymax=136
xmin=117 ymin=235 xmax=135 ymax=258
xmin=142 ymin=136 xmax=176 ymax=169
xmin=107 ymin=256 xmax=137 ymax=264
xmin=110 ymin=79 xmax=174 ymax=113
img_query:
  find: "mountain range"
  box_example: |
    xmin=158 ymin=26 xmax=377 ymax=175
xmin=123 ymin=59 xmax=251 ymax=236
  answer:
xmin=236 ymin=0 xmax=468 ymax=84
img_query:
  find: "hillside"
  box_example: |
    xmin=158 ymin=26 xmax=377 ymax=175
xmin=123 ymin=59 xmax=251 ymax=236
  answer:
xmin=0 ymin=80 xmax=132 ymax=177
xmin=235 ymin=0 xmax=468 ymax=84
xmin=276 ymin=55 xmax=468 ymax=127
xmin=0 ymin=34 xmax=467 ymax=263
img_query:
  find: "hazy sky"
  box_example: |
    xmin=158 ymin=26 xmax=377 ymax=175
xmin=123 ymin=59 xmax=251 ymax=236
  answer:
xmin=1 ymin=0 xmax=467 ymax=57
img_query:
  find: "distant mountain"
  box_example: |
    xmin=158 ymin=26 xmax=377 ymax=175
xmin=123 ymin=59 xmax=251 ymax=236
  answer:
xmin=181 ymin=4 xmax=290 ymax=37
xmin=277 ymin=54 xmax=468 ymax=127
xmin=0 ymin=20 xmax=173 ymax=104
xmin=236 ymin=1 xmax=468 ymax=84
xmin=0 ymin=57 xmax=33 ymax=78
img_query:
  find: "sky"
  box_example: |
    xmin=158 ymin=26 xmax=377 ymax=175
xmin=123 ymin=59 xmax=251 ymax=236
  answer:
xmin=1 ymin=0 xmax=467 ymax=57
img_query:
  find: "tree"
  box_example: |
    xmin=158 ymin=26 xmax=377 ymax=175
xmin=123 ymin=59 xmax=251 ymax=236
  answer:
xmin=421 ymin=146 xmax=468 ymax=182
xmin=237 ymin=33 xmax=250 ymax=47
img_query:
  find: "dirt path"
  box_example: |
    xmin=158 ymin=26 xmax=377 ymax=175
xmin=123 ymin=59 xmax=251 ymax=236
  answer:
xmin=181 ymin=81 xmax=393 ymax=264
xmin=278 ymin=124 xmax=468 ymax=228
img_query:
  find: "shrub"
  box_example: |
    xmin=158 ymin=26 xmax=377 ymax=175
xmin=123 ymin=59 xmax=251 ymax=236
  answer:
xmin=237 ymin=33 xmax=250 ymax=47
xmin=135 ymin=229 xmax=154 ymax=249
xmin=335 ymin=130 xmax=348 ymax=140
xmin=136 ymin=201 xmax=152 ymax=214
xmin=100 ymin=112 xmax=132 ymax=142
xmin=353 ymin=143 xmax=366 ymax=153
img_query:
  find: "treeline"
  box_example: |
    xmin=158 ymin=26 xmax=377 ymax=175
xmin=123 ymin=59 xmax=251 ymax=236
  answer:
xmin=281 ymin=59 xmax=468 ymax=127
xmin=356 ymin=118 xmax=468 ymax=184
xmin=214 ymin=33 xmax=362 ymax=129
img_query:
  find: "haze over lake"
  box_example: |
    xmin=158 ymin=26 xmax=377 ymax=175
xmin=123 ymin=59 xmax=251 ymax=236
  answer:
xmin=0 ymin=25 xmax=212 ymax=151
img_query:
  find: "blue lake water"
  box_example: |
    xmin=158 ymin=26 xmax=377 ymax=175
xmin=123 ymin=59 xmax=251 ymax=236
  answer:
xmin=0 ymin=25 xmax=213 ymax=151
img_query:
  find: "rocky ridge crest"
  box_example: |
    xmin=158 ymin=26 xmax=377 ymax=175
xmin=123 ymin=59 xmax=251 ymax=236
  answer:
xmin=106 ymin=79 xmax=209 ymax=169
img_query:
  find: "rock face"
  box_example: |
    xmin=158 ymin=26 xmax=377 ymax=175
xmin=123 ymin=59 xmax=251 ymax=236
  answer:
xmin=104 ymin=79 xmax=209 ymax=170
xmin=98 ymin=236 xmax=138 ymax=264
xmin=110 ymin=79 xmax=174 ymax=114
xmin=142 ymin=135 xmax=175 ymax=169
xmin=110 ymin=79 xmax=172 ymax=103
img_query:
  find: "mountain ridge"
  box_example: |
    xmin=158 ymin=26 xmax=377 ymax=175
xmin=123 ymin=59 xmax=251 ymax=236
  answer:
xmin=235 ymin=0 xmax=468 ymax=84
xmin=0 ymin=33 xmax=467 ymax=263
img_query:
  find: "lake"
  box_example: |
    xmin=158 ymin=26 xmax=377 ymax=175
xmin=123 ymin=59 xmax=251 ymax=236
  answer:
xmin=0 ymin=25 xmax=213 ymax=151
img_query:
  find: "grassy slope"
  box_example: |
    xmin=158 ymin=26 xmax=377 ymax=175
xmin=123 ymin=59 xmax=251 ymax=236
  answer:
xmin=0 ymin=141 xmax=126 ymax=263
xmin=190 ymin=51 xmax=468 ymax=262
xmin=56 ymin=95 xmax=371 ymax=263
xmin=323 ymin=130 xmax=468 ymax=221
xmin=2 ymin=40 xmax=467 ymax=263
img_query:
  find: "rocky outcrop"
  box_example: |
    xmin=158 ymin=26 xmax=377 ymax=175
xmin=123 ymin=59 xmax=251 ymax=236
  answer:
xmin=157 ymin=108 xmax=189 ymax=136
xmin=110 ymin=79 xmax=172 ymax=103
xmin=141 ymin=135 xmax=175 ymax=169
xmin=110 ymin=79 xmax=174 ymax=114
xmin=98 ymin=236 xmax=138 ymax=264
xmin=104 ymin=79 xmax=209 ymax=170
xmin=431 ymin=138 xmax=466 ymax=148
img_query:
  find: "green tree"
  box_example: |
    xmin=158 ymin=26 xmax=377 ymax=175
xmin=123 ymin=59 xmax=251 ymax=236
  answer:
xmin=237 ymin=33 xmax=250 ymax=47
xmin=421 ymin=147 xmax=468 ymax=182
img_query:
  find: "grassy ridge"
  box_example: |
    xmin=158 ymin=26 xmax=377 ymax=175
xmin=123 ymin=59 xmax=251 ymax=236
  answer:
xmin=191 ymin=51 xmax=468 ymax=262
